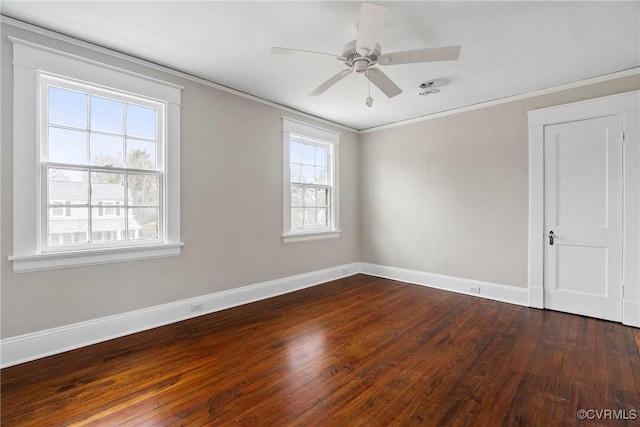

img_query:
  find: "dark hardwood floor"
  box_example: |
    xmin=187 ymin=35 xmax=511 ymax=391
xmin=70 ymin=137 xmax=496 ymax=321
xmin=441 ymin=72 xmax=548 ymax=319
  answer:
xmin=2 ymin=274 xmax=639 ymax=426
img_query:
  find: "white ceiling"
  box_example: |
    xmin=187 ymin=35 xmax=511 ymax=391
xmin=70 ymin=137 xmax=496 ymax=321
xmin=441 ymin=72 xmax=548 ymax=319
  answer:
xmin=2 ymin=1 xmax=638 ymax=130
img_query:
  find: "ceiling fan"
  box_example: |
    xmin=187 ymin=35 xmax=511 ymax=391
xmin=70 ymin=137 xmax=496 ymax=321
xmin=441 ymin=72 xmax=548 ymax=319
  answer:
xmin=271 ymin=2 xmax=461 ymax=105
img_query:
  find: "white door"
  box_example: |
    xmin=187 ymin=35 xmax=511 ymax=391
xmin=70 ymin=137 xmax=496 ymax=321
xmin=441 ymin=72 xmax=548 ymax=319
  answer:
xmin=544 ymin=115 xmax=623 ymax=322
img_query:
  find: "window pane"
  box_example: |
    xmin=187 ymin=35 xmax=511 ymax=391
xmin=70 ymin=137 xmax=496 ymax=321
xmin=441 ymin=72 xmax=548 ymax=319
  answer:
xmin=128 ymin=208 xmax=158 ymax=240
xmin=48 ymin=86 xmax=87 ymax=129
xmin=290 ymin=163 xmax=302 ymax=183
xmin=127 ymin=139 xmax=156 ymax=170
xmin=302 ymin=143 xmax=315 ymax=165
xmin=91 ymin=208 xmax=125 ymax=242
xmin=91 ymin=134 xmax=124 ymax=167
xmin=317 ymin=208 xmax=327 ymax=227
xmin=48 ymin=127 xmax=88 ymax=164
xmin=304 ymin=187 xmax=316 ymax=206
xmin=128 ymin=173 xmax=159 ymax=206
xmin=48 ymin=207 xmax=88 ymax=246
xmin=315 ymin=167 xmax=327 ymax=185
xmin=91 ymin=172 xmax=124 ymax=205
xmin=301 ymin=165 xmax=314 ymax=184
xmin=317 ymin=188 xmax=327 ymax=207
xmin=291 ymin=186 xmax=303 ymax=207
xmin=48 ymin=168 xmax=89 ymax=205
xmin=126 ymin=104 xmax=156 ymax=139
xmin=291 ymin=208 xmax=304 ymax=229
xmin=315 ymin=146 xmax=327 ymax=167
xmin=290 ymin=140 xmax=302 ymax=163
xmin=304 ymin=208 xmax=317 ymax=228
xmin=90 ymin=96 xmax=124 ymax=134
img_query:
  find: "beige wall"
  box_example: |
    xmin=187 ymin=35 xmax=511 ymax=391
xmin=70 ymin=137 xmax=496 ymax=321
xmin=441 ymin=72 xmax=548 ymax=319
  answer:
xmin=0 ymin=23 xmax=360 ymax=338
xmin=361 ymin=74 xmax=640 ymax=288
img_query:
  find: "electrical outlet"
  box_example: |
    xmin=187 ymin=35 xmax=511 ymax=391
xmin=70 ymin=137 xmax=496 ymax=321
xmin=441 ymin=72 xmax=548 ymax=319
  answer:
xmin=342 ymin=268 xmax=349 ymax=275
xmin=191 ymin=303 xmax=204 ymax=312
xmin=470 ymin=286 xmax=481 ymax=294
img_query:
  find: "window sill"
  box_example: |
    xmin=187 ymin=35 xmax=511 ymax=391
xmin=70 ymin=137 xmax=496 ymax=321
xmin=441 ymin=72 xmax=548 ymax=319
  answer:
xmin=8 ymin=242 xmax=184 ymax=273
xmin=282 ymin=230 xmax=342 ymax=244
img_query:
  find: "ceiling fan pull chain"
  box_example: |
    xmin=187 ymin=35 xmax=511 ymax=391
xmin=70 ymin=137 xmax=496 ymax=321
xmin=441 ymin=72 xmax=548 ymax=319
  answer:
xmin=366 ymin=69 xmax=373 ymax=107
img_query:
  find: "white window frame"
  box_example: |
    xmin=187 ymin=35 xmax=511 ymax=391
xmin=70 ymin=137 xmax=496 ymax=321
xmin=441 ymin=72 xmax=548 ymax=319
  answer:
xmin=282 ymin=117 xmax=341 ymax=243
xmin=8 ymin=37 xmax=183 ymax=272
xmin=40 ymin=74 xmax=164 ymax=251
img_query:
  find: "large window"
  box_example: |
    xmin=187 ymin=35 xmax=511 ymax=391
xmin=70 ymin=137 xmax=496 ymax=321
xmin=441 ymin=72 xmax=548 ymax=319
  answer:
xmin=43 ymin=77 xmax=162 ymax=250
xmin=9 ymin=37 xmax=183 ymax=272
xmin=282 ymin=118 xmax=340 ymax=243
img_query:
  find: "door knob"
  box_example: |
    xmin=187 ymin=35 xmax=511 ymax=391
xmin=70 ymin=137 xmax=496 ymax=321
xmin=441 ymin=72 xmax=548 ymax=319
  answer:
xmin=549 ymin=231 xmax=554 ymax=245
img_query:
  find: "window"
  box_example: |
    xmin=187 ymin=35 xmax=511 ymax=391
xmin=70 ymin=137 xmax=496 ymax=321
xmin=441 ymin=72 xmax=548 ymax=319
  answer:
xmin=9 ymin=37 xmax=183 ymax=272
xmin=43 ymin=77 xmax=161 ymax=249
xmin=282 ymin=118 xmax=340 ymax=243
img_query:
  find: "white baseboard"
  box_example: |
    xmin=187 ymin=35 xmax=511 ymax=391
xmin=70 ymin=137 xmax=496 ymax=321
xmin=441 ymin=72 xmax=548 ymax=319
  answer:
xmin=0 ymin=262 xmax=360 ymax=368
xmin=4 ymin=261 xmax=631 ymax=368
xmin=623 ymin=299 xmax=640 ymax=327
xmin=360 ymin=263 xmax=529 ymax=307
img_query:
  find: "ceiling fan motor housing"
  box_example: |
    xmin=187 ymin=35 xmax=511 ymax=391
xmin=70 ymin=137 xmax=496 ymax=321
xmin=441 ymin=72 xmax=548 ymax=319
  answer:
xmin=342 ymin=40 xmax=381 ymax=72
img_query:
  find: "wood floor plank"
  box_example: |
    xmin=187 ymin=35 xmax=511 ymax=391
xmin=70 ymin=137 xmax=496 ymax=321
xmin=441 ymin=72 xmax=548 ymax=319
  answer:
xmin=2 ymin=274 xmax=639 ymax=426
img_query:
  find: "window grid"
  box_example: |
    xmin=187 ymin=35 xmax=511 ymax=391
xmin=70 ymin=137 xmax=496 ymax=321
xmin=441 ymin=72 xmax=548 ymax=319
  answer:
xmin=46 ymin=85 xmax=157 ymax=169
xmin=43 ymin=81 xmax=161 ymax=250
xmin=289 ymin=136 xmax=332 ymax=231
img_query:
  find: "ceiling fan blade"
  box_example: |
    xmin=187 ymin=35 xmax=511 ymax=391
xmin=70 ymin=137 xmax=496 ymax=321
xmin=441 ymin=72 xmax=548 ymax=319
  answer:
xmin=309 ymin=69 xmax=352 ymax=96
xmin=271 ymin=47 xmax=346 ymax=62
xmin=355 ymin=3 xmax=387 ymax=55
xmin=378 ymin=46 xmax=461 ymax=66
xmin=366 ymin=68 xmax=402 ymax=98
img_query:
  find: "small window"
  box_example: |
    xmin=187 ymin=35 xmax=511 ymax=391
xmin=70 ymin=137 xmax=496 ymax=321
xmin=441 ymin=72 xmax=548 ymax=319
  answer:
xmin=289 ymin=138 xmax=331 ymax=230
xmin=282 ymin=118 xmax=340 ymax=243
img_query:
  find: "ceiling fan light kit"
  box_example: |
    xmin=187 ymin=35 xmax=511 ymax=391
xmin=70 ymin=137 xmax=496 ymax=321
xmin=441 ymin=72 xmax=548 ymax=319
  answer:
xmin=271 ymin=2 xmax=461 ymax=106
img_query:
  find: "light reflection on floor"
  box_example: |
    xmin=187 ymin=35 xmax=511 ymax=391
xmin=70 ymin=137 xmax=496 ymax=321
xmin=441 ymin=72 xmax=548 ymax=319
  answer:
xmin=286 ymin=327 xmax=327 ymax=371
xmin=281 ymin=326 xmax=329 ymax=414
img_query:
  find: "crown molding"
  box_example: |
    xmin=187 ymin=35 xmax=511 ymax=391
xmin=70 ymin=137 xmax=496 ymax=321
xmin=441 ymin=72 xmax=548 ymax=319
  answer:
xmin=360 ymin=67 xmax=640 ymax=134
xmin=0 ymin=15 xmax=357 ymax=134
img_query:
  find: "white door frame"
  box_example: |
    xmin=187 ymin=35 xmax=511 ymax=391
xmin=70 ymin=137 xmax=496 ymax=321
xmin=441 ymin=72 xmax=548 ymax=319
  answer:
xmin=527 ymin=90 xmax=640 ymax=327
